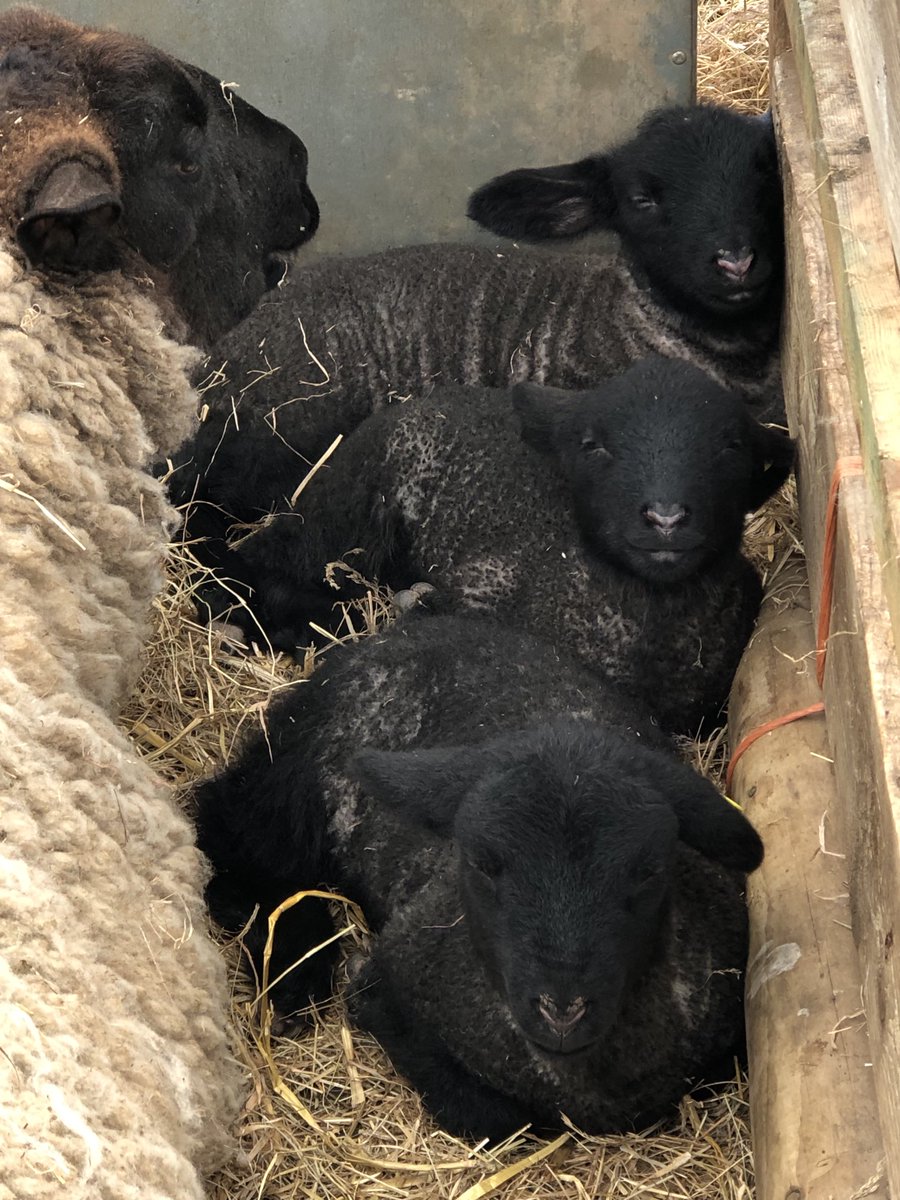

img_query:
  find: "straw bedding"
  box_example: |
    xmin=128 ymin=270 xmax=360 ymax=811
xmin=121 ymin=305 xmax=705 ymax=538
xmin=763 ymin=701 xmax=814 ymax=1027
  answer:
xmin=119 ymin=5 xmax=776 ymax=1197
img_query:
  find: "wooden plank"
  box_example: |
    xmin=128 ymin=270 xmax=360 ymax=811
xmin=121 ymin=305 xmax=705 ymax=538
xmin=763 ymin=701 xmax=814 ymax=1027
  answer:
xmin=729 ymin=562 xmax=885 ymax=1200
xmin=770 ymin=41 xmax=858 ymax=596
xmin=838 ymin=0 xmax=900 ymax=273
xmin=823 ymin=470 xmax=900 ymax=1200
xmin=779 ymin=0 xmax=900 ymax=661
xmin=771 ymin=16 xmax=900 ymax=1193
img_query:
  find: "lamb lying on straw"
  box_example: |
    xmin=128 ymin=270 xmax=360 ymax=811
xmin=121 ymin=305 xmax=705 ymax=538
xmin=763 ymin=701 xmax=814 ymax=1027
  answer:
xmin=0 ymin=247 xmax=242 ymax=1200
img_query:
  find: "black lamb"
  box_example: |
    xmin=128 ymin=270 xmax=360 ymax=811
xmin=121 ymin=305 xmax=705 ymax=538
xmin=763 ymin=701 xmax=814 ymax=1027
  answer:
xmin=170 ymin=102 xmax=783 ymax=568
xmin=195 ymin=614 xmax=764 ymax=1143
xmin=207 ymin=356 xmax=795 ymax=733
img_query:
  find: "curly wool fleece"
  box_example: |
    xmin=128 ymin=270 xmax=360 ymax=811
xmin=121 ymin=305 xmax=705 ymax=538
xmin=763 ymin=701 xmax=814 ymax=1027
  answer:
xmin=0 ymin=248 xmax=242 ymax=1199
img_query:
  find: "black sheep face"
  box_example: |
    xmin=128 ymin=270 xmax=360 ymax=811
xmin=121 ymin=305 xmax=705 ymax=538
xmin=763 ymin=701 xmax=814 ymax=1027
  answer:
xmin=352 ymin=718 xmax=763 ymax=1059
xmin=514 ymin=356 xmax=794 ymax=586
xmin=468 ymin=104 xmax=783 ymax=325
xmin=457 ymin=738 xmax=678 ymax=1055
xmin=0 ymin=7 xmax=318 ymax=346
xmin=89 ymin=53 xmax=320 ymax=345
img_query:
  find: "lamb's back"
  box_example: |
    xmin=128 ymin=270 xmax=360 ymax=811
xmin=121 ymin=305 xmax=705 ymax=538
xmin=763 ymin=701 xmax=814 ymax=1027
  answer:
xmin=192 ymin=242 xmax=779 ymax=512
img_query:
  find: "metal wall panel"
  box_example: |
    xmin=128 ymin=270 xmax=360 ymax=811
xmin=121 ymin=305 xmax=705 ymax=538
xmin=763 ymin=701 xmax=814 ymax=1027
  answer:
xmin=7 ymin=1 xmax=695 ymax=253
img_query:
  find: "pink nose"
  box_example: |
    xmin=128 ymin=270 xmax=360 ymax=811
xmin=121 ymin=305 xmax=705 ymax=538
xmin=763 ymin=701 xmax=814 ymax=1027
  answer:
xmin=643 ymin=503 xmax=687 ymax=535
xmin=538 ymin=995 xmax=587 ymax=1038
xmin=716 ymin=248 xmax=754 ymax=281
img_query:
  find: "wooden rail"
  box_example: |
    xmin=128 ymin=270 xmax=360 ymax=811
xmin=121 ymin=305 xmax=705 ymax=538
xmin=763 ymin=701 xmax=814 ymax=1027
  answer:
xmin=763 ymin=0 xmax=900 ymax=1190
xmin=774 ymin=0 xmax=900 ymax=661
xmin=838 ymin=0 xmax=900 ymax=273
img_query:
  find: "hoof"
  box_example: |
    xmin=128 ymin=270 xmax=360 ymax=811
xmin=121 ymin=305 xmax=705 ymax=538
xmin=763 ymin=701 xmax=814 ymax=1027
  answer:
xmin=392 ymin=581 xmax=436 ymax=614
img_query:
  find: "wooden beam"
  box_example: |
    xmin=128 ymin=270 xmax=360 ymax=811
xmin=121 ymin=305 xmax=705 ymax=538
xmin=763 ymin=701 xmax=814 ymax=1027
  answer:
xmin=778 ymin=0 xmax=900 ymax=660
xmin=838 ymin=0 xmax=900 ymax=274
xmin=729 ymin=563 xmax=885 ymax=1200
xmin=771 ymin=10 xmax=900 ymax=1191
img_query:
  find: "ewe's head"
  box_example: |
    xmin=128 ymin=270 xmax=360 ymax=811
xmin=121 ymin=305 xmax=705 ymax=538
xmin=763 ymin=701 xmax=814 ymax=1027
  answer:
xmin=514 ymin=355 xmax=794 ymax=586
xmin=0 ymin=8 xmax=318 ymax=345
xmin=468 ymin=104 xmax=782 ymax=324
xmin=353 ymin=719 xmax=762 ymax=1056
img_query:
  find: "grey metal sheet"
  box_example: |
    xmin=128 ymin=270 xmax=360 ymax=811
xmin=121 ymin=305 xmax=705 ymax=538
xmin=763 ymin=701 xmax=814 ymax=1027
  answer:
xmin=5 ymin=1 xmax=695 ymax=253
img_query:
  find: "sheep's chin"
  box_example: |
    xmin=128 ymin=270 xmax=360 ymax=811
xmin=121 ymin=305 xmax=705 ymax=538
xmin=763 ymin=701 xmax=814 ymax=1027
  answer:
xmin=621 ymin=544 xmax=708 ymax=585
xmin=527 ymin=1034 xmax=597 ymax=1058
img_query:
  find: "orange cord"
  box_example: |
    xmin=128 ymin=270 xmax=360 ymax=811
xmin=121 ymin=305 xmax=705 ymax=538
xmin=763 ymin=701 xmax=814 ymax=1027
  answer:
xmin=725 ymin=455 xmax=863 ymax=792
xmin=725 ymin=702 xmax=825 ymax=794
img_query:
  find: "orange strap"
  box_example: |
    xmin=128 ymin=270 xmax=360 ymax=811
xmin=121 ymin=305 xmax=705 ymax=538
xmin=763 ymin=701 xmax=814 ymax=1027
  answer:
xmin=725 ymin=702 xmax=825 ymax=793
xmin=725 ymin=455 xmax=863 ymax=791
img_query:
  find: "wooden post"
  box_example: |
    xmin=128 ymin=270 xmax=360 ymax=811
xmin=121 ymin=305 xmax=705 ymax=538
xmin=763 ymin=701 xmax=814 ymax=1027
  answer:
xmin=775 ymin=0 xmax=900 ymax=658
xmin=729 ymin=564 xmax=886 ymax=1200
xmin=772 ymin=0 xmax=900 ymax=1189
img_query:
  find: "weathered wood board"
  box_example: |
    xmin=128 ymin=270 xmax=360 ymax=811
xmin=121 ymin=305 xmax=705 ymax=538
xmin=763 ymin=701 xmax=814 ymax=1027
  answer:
xmin=838 ymin=0 xmax=900 ymax=274
xmin=776 ymin=0 xmax=900 ymax=662
xmin=768 ymin=0 xmax=900 ymax=1191
xmin=730 ymin=564 xmax=885 ymax=1200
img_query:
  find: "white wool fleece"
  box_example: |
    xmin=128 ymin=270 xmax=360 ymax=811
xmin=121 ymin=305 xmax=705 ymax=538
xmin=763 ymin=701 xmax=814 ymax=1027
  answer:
xmin=0 ymin=249 xmax=242 ymax=1200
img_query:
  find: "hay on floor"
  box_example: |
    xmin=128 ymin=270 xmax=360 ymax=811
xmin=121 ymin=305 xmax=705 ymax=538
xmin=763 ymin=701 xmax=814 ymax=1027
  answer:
xmin=697 ymin=0 xmax=770 ymax=113
xmin=118 ymin=5 xmax=778 ymax=1196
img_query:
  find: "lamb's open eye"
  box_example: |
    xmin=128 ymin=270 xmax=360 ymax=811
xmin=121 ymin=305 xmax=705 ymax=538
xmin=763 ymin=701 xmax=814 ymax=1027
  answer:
xmin=176 ymin=160 xmax=201 ymax=177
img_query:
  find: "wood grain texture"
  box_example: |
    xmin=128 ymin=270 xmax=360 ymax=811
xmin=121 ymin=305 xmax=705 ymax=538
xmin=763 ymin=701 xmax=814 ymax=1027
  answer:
xmin=838 ymin=0 xmax=900 ymax=273
xmin=770 ymin=9 xmax=900 ymax=1192
xmin=779 ymin=0 xmax=900 ymax=660
xmin=729 ymin=562 xmax=885 ymax=1200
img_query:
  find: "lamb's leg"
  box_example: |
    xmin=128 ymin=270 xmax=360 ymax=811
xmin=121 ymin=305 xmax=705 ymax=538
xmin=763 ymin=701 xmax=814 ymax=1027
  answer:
xmin=347 ymin=957 xmax=535 ymax=1142
xmin=205 ymin=873 xmax=339 ymax=1027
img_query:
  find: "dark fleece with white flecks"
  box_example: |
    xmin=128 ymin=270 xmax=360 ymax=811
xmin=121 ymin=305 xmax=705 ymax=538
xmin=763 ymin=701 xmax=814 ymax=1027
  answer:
xmin=177 ymin=241 xmax=780 ymax=523
xmin=218 ymin=360 xmax=794 ymax=733
xmin=195 ymin=615 xmax=755 ymax=1141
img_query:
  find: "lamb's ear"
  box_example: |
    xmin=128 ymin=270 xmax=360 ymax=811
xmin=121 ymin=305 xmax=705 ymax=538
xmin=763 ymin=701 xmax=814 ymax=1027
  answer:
xmin=467 ymin=154 xmax=617 ymax=241
xmin=350 ymin=744 xmax=489 ymax=834
xmin=512 ymin=382 xmax=575 ymax=453
xmin=513 ymin=382 xmax=604 ymax=474
xmin=639 ymin=752 xmax=764 ymax=872
xmin=18 ymin=159 xmax=121 ymax=272
xmin=747 ymin=421 xmax=795 ymax=511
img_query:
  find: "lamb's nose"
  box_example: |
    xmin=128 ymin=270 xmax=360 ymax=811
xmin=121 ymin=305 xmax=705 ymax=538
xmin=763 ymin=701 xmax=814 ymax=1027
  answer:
xmin=537 ymin=995 xmax=587 ymax=1038
xmin=716 ymin=247 xmax=754 ymax=281
xmin=643 ymin=503 xmax=687 ymax=535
